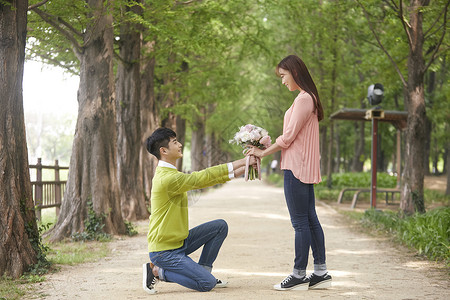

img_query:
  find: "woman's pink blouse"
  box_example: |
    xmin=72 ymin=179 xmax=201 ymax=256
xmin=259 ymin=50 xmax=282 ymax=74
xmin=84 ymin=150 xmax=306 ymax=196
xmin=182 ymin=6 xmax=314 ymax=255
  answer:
xmin=275 ymin=91 xmax=322 ymax=184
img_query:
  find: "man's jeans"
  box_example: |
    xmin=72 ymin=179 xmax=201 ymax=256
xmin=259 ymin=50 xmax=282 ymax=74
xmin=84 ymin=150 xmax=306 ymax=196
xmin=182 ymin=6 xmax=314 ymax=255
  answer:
xmin=149 ymin=219 xmax=228 ymax=292
xmin=284 ymin=170 xmax=326 ymax=272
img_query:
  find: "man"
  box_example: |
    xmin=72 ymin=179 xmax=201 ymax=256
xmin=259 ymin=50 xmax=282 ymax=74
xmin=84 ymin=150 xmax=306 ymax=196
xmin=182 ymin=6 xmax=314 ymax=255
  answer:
xmin=143 ymin=127 xmax=255 ymax=294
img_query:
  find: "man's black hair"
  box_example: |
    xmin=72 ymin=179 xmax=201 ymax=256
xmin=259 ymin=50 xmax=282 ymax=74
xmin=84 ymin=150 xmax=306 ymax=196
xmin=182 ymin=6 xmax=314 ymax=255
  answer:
xmin=146 ymin=127 xmax=176 ymax=160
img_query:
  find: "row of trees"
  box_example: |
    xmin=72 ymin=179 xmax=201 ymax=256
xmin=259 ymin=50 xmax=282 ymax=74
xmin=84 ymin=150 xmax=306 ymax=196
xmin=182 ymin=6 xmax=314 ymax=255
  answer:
xmin=25 ymin=111 xmax=75 ymax=166
xmin=1 ymin=0 xmax=448 ymax=278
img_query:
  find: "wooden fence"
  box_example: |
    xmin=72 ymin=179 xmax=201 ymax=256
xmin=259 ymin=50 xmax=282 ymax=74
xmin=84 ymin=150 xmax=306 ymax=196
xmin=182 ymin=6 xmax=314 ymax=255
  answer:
xmin=29 ymin=158 xmax=69 ymax=221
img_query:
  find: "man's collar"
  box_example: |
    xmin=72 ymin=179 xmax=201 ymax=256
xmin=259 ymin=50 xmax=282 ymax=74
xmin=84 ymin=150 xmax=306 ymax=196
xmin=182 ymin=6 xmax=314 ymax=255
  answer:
xmin=158 ymin=160 xmax=177 ymax=170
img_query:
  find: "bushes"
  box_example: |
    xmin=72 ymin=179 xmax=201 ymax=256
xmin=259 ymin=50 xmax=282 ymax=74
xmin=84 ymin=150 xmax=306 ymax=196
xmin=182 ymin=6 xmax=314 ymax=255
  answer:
xmin=266 ymin=172 xmax=284 ymax=187
xmin=362 ymin=208 xmax=450 ymax=265
xmin=71 ymin=201 xmax=111 ymax=242
xmin=267 ymin=172 xmax=398 ymax=189
xmin=317 ymin=172 xmax=397 ymax=189
xmin=316 ymin=172 xmax=396 ymax=201
xmin=266 ymin=171 xmax=398 ymax=201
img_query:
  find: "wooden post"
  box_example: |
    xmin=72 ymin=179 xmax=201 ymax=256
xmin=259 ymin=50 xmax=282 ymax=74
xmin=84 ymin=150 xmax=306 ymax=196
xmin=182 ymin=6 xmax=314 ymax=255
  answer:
xmin=54 ymin=159 xmax=61 ymax=218
xmin=370 ymin=119 xmax=378 ymax=209
xmin=35 ymin=158 xmax=43 ymax=221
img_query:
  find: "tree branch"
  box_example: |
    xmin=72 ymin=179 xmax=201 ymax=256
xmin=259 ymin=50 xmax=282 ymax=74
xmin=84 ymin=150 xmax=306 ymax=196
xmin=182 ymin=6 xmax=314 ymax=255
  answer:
xmin=26 ymin=49 xmax=79 ymax=76
xmin=356 ymin=0 xmax=407 ymax=87
xmin=32 ymin=7 xmax=84 ymax=55
xmin=390 ymin=0 xmax=399 ymax=10
xmin=28 ymin=0 xmax=50 ymax=11
xmin=56 ymin=15 xmax=84 ymax=38
xmin=383 ymin=0 xmax=399 ymax=12
xmin=114 ymin=50 xmax=128 ymax=66
xmin=424 ymin=2 xmax=446 ymax=37
xmin=176 ymin=0 xmax=196 ymax=5
xmin=398 ymin=0 xmax=413 ymax=48
xmin=425 ymin=23 xmax=445 ymax=41
xmin=424 ymin=0 xmax=449 ymax=72
xmin=30 ymin=6 xmax=82 ymax=38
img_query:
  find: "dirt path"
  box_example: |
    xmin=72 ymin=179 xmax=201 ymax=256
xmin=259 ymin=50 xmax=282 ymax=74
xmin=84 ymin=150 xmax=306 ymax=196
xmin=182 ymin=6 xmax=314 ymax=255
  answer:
xmin=27 ymin=178 xmax=448 ymax=300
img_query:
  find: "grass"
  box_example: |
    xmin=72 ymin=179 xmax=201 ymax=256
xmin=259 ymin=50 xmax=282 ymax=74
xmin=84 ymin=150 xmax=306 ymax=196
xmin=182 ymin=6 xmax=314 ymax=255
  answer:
xmin=266 ymin=172 xmax=284 ymax=187
xmin=0 ymin=276 xmax=24 ymax=300
xmin=0 ymin=239 xmax=112 ymax=300
xmin=47 ymin=241 xmax=111 ymax=265
xmin=362 ymin=208 xmax=450 ymax=264
xmin=0 ymin=208 xmax=115 ymax=300
xmin=0 ymin=271 xmax=50 ymax=300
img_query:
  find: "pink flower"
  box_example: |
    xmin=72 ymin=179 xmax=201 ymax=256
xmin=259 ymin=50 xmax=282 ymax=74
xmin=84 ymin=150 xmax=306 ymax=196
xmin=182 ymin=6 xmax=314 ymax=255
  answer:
xmin=250 ymin=131 xmax=261 ymax=141
xmin=260 ymin=135 xmax=271 ymax=148
xmin=244 ymin=124 xmax=253 ymax=132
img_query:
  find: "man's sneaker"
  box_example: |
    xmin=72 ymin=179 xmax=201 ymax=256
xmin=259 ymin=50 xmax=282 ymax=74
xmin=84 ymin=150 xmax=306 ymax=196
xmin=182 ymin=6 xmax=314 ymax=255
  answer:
xmin=273 ymin=274 xmax=309 ymax=291
xmin=142 ymin=263 xmax=158 ymax=294
xmin=308 ymin=273 xmax=332 ymax=289
xmin=215 ymin=279 xmax=228 ymax=288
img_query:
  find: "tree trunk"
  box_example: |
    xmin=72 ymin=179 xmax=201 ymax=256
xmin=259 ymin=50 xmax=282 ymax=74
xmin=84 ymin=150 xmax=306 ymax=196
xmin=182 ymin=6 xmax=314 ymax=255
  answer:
xmin=423 ymin=117 xmax=432 ymax=174
xmin=446 ymin=142 xmax=450 ymax=195
xmin=160 ymin=53 xmax=177 ymax=129
xmin=443 ymin=147 xmax=448 ymax=175
xmin=320 ymin=126 xmax=328 ymax=175
xmin=327 ymin=30 xmax=338 ymax=186
xmin=376 ymin=127 xmax=384 ymax=171
xmin=176 ymin=116 xmax=186 ymax=171
xmin=424 ymin=70 xmax=435 ymax=175
xmin=0 ymin=0 xmax=39 ymax=278
xmin=334 ymin=123 xmax=340 ymax=173
xmin=47 ymin=0 xmax=126 ymax=241
xmin=206 ymin=131 xmax=213 ymax=168
xmin=115 ymin=1 xmax=149 ymax=221
xmin=191 ymin=110 xmax=207 ymax=172
xmin=159 ymin=58 xmax=188 ymax=171
xmin=326 ymin=122 xmax=334 ymax=188
xmin=140 ymin=40 xmax=158 ymax=200
xmin=352 ymin=121 xmax=365 ymax=172
xmin=400 ymin=0 xmax=428 ymax=214
xmin=207 ymin=132 xmax=226 ymax=167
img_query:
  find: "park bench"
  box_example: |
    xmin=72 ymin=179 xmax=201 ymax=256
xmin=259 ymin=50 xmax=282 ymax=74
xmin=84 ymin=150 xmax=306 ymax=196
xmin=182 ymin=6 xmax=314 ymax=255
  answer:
xmin=337 ymin=187 xmax=401 ymax=209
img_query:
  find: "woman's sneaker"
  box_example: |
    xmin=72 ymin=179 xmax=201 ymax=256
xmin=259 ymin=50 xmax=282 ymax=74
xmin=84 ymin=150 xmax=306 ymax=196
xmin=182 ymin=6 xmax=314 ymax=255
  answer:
xmin=273 ymin=274 xmax=309 ymax=291
xmin=308 ymin=273 xmax=332 ymax=289
xmin=142 ymin=263 xmax=158 ymax=294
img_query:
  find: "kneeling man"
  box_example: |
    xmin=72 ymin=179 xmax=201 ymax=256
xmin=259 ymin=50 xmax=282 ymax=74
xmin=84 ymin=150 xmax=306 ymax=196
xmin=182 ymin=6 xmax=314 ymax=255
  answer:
xmin=143 ymin=127 xmax=255 ymax=294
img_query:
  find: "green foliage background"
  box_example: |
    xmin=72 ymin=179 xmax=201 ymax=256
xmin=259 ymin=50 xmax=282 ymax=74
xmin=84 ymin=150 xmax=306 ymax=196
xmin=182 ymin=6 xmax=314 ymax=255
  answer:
xmin=25 ymin=0 xmax=448 ymax=172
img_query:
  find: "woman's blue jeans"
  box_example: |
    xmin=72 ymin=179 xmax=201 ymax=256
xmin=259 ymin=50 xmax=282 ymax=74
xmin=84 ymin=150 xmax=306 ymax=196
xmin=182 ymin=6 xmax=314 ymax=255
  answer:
xmin=149 ymin=219 xmax=228 ymax=292
xmin=284 ymin=170 xmax=326 ymax=272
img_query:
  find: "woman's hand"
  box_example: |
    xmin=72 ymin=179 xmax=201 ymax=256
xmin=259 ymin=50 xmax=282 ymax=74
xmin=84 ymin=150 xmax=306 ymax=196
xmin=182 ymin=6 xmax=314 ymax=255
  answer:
xmin=245 ymin=145 xmax=264 ymax=158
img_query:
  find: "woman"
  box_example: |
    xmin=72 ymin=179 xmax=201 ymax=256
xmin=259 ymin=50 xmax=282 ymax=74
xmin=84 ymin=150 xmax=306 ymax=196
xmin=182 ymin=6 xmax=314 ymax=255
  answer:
xmin=246 ymin=55 xmax=331 ymax=291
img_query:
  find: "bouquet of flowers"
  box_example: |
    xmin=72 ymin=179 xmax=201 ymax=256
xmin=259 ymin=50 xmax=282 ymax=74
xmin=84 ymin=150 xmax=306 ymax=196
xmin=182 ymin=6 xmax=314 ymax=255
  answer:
xmin=229 ymin=124 xmax=272 ymax=180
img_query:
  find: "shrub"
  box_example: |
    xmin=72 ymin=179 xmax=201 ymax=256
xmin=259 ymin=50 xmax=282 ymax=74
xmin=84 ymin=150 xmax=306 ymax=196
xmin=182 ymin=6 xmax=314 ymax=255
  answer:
xmin=361 ymin=207 xmax=450 ymax=264
xmin=124 ymin=221 xmax=138 ymax=237
xmin=71 ymin=201 xmax=111 ymax=242
xmin=318 ymin=172 xmax=397 ymax=189
xmin=266 ymin=172 xmax=284 ymax=187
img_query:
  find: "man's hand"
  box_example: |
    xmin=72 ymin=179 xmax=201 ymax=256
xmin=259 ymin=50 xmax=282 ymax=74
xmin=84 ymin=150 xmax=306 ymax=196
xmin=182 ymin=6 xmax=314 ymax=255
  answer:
xmin=247 ymin=154 xmax=257 ymax=166
xmin=232 ymin=155 xmax=258 ymax=177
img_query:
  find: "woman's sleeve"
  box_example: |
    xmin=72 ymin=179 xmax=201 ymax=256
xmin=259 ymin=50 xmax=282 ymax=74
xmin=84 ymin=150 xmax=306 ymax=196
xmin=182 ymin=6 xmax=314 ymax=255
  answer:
xmin=276 ymin=94 xmax=314 ymax=148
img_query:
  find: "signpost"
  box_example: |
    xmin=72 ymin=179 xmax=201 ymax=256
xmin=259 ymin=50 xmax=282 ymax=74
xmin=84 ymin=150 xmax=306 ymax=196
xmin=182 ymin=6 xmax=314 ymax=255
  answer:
xmin=365 ymin=108 xmax=385 ymax=208
xmin=329 ymin=83 xmax=408 ymax=209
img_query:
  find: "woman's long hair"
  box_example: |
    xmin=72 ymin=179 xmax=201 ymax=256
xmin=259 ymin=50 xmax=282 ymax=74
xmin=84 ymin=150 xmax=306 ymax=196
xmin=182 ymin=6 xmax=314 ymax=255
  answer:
xmin=276 ymin=55 xmax=324 ymax=121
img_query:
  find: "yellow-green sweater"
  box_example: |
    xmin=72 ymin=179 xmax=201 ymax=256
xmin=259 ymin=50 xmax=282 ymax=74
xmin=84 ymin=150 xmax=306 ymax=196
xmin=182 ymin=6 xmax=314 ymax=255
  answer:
xmin=147 ymin=164 xmax=230 ymax=252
